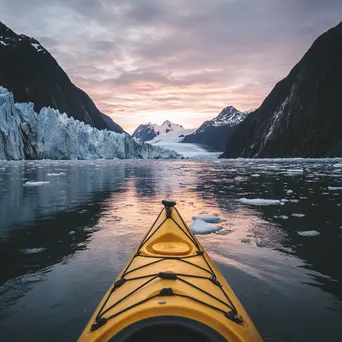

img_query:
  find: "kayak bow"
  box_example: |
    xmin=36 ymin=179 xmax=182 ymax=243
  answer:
xmin=78 ymin=200 xmax=262 ymax=341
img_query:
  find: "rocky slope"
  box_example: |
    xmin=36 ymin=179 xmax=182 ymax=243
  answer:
xmin=183 ymin=106 xmax=252 ymax=151
xmin=222 ymin=22 xmax=342 ymax=158
xmin=0 ymin=21 xmax=123 ymax=133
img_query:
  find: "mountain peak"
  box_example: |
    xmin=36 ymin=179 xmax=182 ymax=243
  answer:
xmin=132 ymin=120 xmax=185 ymax=141
xmin=182 ymin=106 xmax=252 ymax=151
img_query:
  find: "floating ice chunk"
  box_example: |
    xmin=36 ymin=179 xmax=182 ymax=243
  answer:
xmin=274 ymin=215 xmax=289 ymax=219
xmin=298 ymin=230 xmax=320 ymax=237
xmin=333 ymin=163 xmax=342 ymax=168
xmin=286 ymin=189 xmax=293 ymax=194
xmin=280 ymin=199 xmax=289 ymax=202
xmin=189 ymin=219 xmax=222 ymax=235
xmin=24 ymin=181 xmax=50 ymax=186
xmin=47 ymin=172 xmax=66 ymax=176
xmin=289 ymin=199 xmax=299 ymax=203
xmin=68 ymin=230 xmax=76 ymax=235
xmin=251 ymin=174 xmax=260 ymax=177
xmin=192 ymin=214 xmax=220 ymax=223
xmin=20 ymin=247 xmax=46 ymax=254
xmin=239 ymin=198 xmax=281 ymax=206
xmin=328 ymin=186 xmax=342 ymax=190
xmin=287 ymin=169 xmax=304 ymax=173
xmin=292 ymin=213 xmax=305 ymax=217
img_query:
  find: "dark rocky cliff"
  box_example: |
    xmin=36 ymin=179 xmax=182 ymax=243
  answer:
xmin=183 ymin=106 xmax=251 ymax=151
xmin=0 ymin=22 xmax=123 ymax=133
xmin=222 ymin=21 xmax=342 ymax=158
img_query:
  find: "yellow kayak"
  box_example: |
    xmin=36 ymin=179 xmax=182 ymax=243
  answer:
xmin=78 ymin=200 xmax=263 ymax=342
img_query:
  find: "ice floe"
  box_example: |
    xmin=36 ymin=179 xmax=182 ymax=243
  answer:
xmin=298 ymin=230 xmax=320 ymax=237
xmin=191 ymin=214 xmax=220 ymax=223
xmin=239 ymin=198 xmax=281 ymax=206
xmin=292 ymin=213 xmax=305 ymax=217
xmin=274 ymin=215 xmax=289 ymax=220
xmin=189 ymin=219 xmax=222 ymax=234
xmin=23 ymin=181 xmax=50 ymax=186
xmin=328 ymin=186 xmax=342 ymax=190
xmin=20 ymin=247 xmax=46 ymax=254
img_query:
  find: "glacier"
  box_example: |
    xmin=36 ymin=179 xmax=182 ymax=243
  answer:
xmin=0 ymin=87 xmax=180 ymax=160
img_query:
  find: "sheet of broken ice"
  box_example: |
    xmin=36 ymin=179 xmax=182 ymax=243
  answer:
xmin=192 ymin=214 xmax=220 ymax=223
xmin=239 ymin=198 xmax=281 ymax=205
xmin=298 ymin=231 xmax=320 ymax=237
xmin=189 ymin=219 xmax=222 ymax=234
xmin=328 ymin=186 xmax=342 ymax=190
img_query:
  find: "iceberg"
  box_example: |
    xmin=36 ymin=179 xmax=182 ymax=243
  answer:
xmin=20 ymin=247 xmax=46 ymax=254
xmin=192 ymin=214 xmax=220 ymax=223
xmin=189 ymin=219 xmax=222 ymax=235
xmin=0 ymin=87 xmax=180 ymax=160
xmin=291 ymin=213 xmax=305 ymax=217
xmin=23 ymin=181 xmax=50 ymax=186
xmin=239 ymin=198 xmax=281 ymax=206
xmin=298 ymin=230 xmax=320 ymax=237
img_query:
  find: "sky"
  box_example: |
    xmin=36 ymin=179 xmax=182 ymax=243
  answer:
xmin=1 ymin=0 xmax=342 ymax=133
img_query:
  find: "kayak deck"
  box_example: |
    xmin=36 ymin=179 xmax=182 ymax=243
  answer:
xmin=79 ymin=201 xmax=262 ymax=341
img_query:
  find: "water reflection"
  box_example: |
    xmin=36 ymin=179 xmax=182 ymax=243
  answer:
xmin=199 ymin=159 xmax=342 ymax=301
xmin=0 ymin=159 xmax=341 ymax=341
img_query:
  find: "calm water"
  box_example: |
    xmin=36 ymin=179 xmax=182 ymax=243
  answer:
xmin=0 ymin=159 xmax=342 ymax=341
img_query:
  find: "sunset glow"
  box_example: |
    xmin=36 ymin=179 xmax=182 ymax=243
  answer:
xmin=2 ymin=0 xmax=341 ymax=133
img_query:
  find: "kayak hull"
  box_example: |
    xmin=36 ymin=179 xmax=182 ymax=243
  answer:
xmin=78 ymin=202 xmax=263 ymax=342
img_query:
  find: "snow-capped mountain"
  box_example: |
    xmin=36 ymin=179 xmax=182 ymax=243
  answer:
xmin=183 ymin=106 xmax=252 ymax=151
xmin=132 ymin=120 xmax=185 ymax=141
xmin=0 ymin=88 xmax=180 ymax=160
xmin=222 ymin=21 xmax=342 ymax=158
xmin=0 ymin=21 xmax=123 ymax=133
xmin=132 ymin=120 xmax=221 ymax=158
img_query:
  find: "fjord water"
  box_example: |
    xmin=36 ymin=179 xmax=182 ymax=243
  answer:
xmin=0 ymin=159 xmax=342 ymax=341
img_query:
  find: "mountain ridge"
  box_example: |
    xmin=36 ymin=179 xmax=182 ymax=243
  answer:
xmin=183 ymin=106 xmax=252 ymax=151
xmin=0 ymin=21 xmax=123 ymax=133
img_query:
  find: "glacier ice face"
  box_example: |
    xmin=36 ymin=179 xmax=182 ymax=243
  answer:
xmin=0 ymin=87 xmax=180 ymax=160
xmin=0 ymin=87 xmax=26 ymax=160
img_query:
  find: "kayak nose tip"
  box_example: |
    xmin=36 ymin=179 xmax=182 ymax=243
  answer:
xmin=162 ymin=199 xmax=176 ymax=207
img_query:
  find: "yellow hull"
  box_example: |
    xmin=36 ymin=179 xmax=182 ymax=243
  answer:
xmin=78 ymin=200 xmax=263 ymax=341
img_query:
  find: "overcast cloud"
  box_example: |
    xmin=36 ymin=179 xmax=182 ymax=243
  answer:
xmin=1 ymin=0 xmax=341 ymax=132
